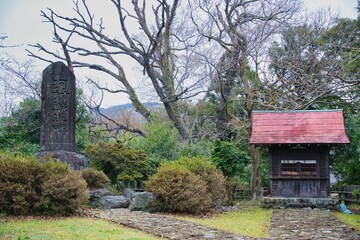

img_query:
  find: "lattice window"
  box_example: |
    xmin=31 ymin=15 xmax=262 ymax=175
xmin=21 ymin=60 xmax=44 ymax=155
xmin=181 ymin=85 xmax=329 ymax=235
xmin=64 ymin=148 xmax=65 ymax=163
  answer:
xmin=281 ymin=160 xmax=317 ymax=176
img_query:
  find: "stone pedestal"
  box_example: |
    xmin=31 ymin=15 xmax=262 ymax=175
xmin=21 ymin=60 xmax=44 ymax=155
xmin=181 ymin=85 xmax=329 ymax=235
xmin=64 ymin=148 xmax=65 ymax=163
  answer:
xmin=36 ymin=150 xmax=88 ymax=170
xmin=261 ymin=196 xmax=339 ymax=210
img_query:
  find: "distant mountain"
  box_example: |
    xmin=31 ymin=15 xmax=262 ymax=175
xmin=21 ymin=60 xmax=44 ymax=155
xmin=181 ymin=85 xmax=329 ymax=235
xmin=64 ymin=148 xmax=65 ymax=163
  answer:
xmin=98 ymin=102 xmax=161 ymax=118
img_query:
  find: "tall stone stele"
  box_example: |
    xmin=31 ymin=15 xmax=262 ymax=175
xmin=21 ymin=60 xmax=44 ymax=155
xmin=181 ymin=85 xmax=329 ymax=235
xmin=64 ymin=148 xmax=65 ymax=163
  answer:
xmin=41 ymin=61 xmax=76 ymax=151
xmin=37 ymin=62 xmax=87 ymax=170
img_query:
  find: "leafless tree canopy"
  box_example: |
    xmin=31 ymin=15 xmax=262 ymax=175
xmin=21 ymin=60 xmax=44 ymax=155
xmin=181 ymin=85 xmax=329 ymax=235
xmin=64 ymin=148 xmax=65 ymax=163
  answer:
xmin=268 ymin=11 xmax=360 ymax=110
xmin=0 ymin=58 xmax=41 ymax=117
xmin=27 ymin=0 xmax=213 ymax=139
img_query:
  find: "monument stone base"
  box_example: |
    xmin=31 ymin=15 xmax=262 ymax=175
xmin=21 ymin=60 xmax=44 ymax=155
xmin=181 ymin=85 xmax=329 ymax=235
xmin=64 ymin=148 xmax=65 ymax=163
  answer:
xmin=261 ymin=196 xmax=339 ymax=210
xmin=36 ymin=150 xmax=89 ymax=170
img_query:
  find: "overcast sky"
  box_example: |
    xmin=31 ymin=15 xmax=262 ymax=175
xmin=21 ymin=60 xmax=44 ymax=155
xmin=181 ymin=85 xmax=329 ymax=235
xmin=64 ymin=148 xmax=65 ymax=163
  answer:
xmin=1 ymin=0 xmax=357 ymax=48
xmin=0 ymin=0 xmax=358 ymax=106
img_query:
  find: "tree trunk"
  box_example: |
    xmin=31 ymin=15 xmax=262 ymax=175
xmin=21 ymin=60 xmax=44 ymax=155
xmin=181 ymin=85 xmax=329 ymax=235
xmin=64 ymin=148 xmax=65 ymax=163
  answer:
xmin=144 ymin=64 xmax=190 ymax=140
xmin=249 ymin=144 xmax=263 ymax=200
xmin=125 ymin=85 xmax=152 ymax=123
xmin=163 ymin=100 xmax=189 ymax=140
xmin=216 ymin=76 xmax=233 ymax=140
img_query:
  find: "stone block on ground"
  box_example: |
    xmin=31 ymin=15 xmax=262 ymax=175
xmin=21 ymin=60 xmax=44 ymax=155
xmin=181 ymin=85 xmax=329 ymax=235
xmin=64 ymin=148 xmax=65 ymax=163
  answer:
xmin=123 ymin=188 xmax=135 ymax=199
xmin=100 ymin=196 xmax=130 ymax=209
xmin=129 ymin=192 xmax=154 ymax=211
xmin=89 ymin=188 xmax=112 ymax=201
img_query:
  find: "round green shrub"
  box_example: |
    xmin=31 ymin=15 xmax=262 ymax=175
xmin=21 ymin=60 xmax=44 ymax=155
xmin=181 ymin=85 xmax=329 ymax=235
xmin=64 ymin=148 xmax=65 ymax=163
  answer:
xmin=85 ymin=142 xmax=150 ymax=183
xmin=145 ymin=165 xmax=212 ymax=213
xmin=81 ymin=168 xmax=111 ymax=189
xmin=0 ymin=153 xmax=89 ymax=215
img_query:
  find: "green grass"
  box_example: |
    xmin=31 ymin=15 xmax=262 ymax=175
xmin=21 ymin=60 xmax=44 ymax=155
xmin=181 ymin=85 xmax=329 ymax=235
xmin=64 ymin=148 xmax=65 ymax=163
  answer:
xmin=169 ymin=201 xmax=272 ymax=238
xmin=0 ymin=217 xmax=161 ymax=240
xmin=333 ymin=212 xmax=360 ymax=234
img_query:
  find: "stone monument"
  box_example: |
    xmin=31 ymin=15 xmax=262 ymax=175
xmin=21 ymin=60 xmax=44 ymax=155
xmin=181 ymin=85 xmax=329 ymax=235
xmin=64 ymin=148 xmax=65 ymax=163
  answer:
xmin=36 ymin=62 xmax=88 ymax=170
xmin=41 ymin=61 xmax=76 ymax=151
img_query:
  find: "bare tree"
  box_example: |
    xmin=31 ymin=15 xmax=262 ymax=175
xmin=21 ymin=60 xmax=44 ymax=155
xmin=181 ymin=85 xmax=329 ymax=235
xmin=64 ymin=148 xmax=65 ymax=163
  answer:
xmin=27 ymin=0 xmax=210 ymax=140
xmin=0 ymin=58 xmax=41 ymax=117
xmin=1 ymin=57 xmax=41 ymax=98
xmin=0 ymin=75 xmax=17 ymax=117
xmin=83 ymin=83 xmax=146 ymax=140
xmin=268 ymin=11 xmax=360 ymax=109
xmin=0 ymin=34 xmax=7 ymax=48
xmin=0 ymin=35 xmax=33 ymax=117
xmin=191 ymin=0 xmax=301 ymax=199
xmin=0 ymin=34 xmax=20 ymax=49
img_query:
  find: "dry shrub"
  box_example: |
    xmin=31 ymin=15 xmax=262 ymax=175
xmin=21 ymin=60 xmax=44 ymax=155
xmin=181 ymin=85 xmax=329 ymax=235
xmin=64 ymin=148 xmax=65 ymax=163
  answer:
xmin=42 ymin=171 xmax=88 ymax=214
xmin=145 ymin=165 xmax=212 ymax=214
xmin=0 ymin=153 xmax=88 ymax=215
xmin=0 ymin=155 xmax=44 ymax=214
xmin=145 ymin=157 xmax=227 ymax=214
xmin=177 ymin=157 xmax=227 ymax=207
xmin=81 ymin=168 xmax=111 ymax=189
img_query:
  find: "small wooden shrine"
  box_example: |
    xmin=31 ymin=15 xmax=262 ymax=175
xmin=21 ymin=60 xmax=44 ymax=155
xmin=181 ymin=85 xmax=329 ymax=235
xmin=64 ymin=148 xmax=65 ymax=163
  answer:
xmin=250 ymin=110 xmax=349 ymax=198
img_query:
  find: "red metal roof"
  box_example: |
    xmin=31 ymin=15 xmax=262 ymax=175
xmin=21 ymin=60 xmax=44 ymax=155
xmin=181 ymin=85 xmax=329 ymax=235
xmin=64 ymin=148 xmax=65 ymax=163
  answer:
xmin=250 ymin=110 xmax=350 ymax=145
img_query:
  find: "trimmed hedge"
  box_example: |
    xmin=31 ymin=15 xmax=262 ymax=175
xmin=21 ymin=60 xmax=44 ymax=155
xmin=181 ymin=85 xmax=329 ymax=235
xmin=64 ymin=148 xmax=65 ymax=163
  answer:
xmin=0 ymin=153 xmax=88 ymax=215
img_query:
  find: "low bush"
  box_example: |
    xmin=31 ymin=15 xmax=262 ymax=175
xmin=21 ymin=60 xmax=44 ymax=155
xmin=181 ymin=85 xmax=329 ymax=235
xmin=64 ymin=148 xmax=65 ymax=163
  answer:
xmin=85 ymin=142 xmax=150 ymax=183
xmin=0 ymin=153 xmax=88 ymax=215
xmin=145 ymin=165 xmax=212 ymax=213
xmin=42 ymin=170 xmax=88 ymax=214
xmin=81 ymin=168 xmax=111 ymax=189
xmin=145 ymin=157 xmax=227 ymax=214
xmin=176 ymin=157 xmax=227 ymax=206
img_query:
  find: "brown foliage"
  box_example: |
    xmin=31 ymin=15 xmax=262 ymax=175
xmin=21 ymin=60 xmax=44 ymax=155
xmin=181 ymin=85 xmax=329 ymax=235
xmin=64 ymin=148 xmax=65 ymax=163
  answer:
xmin=145 ymin=157 xmax=227 ymax=214
xmin=145 ymin=165 xmax=212 ymax=214
xmin=42 ymin=171 xmax=88 ymax=214
xmin=0 ymin=154 xmax=88 ymax=215
xmin=81 ymin=168 xmax=111 ymax=189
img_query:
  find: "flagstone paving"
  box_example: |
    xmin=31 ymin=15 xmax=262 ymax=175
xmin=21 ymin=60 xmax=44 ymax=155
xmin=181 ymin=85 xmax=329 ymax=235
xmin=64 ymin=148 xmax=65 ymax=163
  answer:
xmin=270 ymin=208 xmax=359 ymax=240
xmin=93 ymin=208 xmax=359 ymax=240
xmin=96 ymin=209 xmax=259 ymax=240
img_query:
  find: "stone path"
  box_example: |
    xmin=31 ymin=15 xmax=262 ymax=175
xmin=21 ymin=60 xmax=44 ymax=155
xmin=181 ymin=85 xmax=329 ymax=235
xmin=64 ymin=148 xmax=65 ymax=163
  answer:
xmin=93 ymin=208 xmax=359 ymax=240
xmin=270 ymin=208 xmax=359 ymax=240
xmin=95 ymin=209 xmax=261 ymax=240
